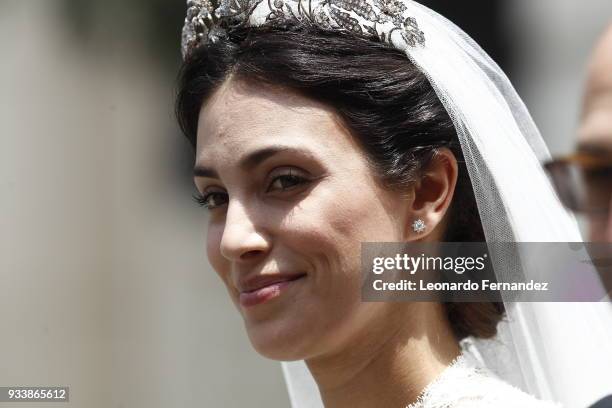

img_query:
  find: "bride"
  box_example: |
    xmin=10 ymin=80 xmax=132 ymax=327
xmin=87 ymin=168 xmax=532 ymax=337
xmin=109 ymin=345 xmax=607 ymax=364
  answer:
xmin=175 ymin=0 xmax=612 ymax=407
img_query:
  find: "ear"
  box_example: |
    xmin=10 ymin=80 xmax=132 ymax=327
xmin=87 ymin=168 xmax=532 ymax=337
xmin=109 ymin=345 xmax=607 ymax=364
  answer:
xmin=405 ymin=148 xmax=458 ymax=242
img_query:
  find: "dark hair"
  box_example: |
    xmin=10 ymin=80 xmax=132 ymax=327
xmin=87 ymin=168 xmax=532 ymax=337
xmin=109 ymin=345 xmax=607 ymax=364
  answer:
xmin=175 ymin=22 xmax=504 ymax=340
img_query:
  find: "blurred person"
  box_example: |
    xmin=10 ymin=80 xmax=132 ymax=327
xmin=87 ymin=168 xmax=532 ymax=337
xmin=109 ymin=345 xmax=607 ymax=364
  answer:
xmin=546 ymin=23 xmax=612 ymax=243
xmin=176 ymin=1 xmax=612 ymax=407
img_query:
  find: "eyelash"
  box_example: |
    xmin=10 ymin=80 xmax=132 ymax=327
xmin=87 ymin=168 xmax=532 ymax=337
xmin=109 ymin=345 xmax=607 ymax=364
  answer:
xmin=193 ymin=170 xmax=310 ymax=210
xmin=192 ymin=192 xmax=227 ymax=210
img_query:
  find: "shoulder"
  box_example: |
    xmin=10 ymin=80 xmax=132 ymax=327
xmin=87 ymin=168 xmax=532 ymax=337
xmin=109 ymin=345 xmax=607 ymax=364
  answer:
xmin=451 ymin=372 xmax=561 ymax=408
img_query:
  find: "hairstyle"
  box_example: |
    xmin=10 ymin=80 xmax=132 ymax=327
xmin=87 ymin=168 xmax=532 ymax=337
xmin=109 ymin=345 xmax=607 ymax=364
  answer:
xmin=175 ymin=22 xmax=504 ymax=340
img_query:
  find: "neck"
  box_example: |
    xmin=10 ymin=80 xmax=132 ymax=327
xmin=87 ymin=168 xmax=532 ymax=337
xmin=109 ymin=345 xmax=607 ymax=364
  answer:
xmin=305 ymin=302 xmax=461 ymax=408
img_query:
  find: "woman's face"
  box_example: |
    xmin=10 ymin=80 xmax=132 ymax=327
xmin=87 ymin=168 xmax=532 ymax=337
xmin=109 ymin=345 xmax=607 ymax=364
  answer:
xmin=194 ymin=79 xmax=413 ymax=360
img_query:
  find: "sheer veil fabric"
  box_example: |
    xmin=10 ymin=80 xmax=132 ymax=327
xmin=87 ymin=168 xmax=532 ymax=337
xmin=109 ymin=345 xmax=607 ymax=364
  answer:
xmin=279 ymin=2 xmax=612 ymax=408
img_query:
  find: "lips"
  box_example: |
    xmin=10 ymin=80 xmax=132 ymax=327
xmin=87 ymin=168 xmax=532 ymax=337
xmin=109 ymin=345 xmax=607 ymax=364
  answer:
xmin=238 ymin=273 xmax=306 ymax=307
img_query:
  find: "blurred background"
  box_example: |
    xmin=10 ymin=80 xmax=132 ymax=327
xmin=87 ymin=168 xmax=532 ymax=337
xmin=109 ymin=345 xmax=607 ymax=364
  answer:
xmin=0 ymin=1 xmax=610 ymax=407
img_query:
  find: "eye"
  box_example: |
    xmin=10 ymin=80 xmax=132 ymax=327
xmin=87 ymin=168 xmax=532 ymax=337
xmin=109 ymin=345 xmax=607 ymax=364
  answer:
xmin=192 ymin=191 xmax=228 ymax=210
xmin=267 ymin=169 xmax=310 ymax=192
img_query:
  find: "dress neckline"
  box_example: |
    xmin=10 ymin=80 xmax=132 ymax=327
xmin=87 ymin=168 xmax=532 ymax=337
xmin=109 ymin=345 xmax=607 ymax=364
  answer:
xmin=405 ymin=351 xmax=473 ymax=408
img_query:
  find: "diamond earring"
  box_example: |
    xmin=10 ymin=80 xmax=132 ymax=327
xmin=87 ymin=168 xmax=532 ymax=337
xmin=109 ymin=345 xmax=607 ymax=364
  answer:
xmin=412 ymin=219 xmax=426 ymax=233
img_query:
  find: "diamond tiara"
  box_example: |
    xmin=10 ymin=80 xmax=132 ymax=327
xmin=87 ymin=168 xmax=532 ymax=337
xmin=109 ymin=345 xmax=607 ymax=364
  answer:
xmin=181 ymin=0 xmax=425 ymax=59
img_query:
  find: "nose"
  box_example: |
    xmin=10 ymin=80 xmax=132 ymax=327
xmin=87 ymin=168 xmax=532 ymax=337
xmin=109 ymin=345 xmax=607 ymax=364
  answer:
xmin=219 ymin=199 xmax=270 ymax=261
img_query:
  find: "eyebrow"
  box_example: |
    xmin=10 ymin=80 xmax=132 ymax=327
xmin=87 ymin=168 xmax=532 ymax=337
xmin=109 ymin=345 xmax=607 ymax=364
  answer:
xmin=193 ymin=146 xmax=308 ymax=178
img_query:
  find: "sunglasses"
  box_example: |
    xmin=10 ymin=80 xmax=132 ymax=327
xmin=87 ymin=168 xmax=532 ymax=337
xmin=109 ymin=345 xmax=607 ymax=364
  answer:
xmin=544 ymin=151 xmax=612 ymax=215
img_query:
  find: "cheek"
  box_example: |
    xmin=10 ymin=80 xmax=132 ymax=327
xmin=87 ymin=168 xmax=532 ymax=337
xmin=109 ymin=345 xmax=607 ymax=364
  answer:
xmin=271 ymin=190 xmax=399 ymax=353
xmin=286 ymin=186 xmax=399 ymax=291
xmin=317 ymin=185 xmax=400 ymax=243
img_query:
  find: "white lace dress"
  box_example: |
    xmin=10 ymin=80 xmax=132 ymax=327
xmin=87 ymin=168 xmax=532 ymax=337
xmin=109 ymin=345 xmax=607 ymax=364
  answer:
xmin=405 ymin=349 xmax=562 ymax=408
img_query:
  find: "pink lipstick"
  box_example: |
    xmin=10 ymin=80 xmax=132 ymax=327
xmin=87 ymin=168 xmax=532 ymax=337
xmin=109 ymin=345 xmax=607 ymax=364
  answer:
xmin=238 ymin=273 xmax=306 ymax=307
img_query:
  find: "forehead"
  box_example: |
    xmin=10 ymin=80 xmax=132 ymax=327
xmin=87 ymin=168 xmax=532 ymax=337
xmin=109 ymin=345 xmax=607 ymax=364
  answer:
xmin=195 ymin=79 xmax=356 ymax=163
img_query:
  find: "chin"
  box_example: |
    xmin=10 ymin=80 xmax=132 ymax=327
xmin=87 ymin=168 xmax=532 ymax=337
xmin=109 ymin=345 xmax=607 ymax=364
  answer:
xmin=244 ymin=316 xmax=318 ymax=361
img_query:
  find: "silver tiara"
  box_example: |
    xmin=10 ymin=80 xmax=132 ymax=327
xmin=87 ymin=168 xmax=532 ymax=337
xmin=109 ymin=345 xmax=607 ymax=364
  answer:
xmin=181 ymin=0 xmax=425 ymax=59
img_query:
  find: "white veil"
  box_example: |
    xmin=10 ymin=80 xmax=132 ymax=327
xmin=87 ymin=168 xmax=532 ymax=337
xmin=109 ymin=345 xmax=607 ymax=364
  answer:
xmin=279 ymin=2 xmax=612 ymax=408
